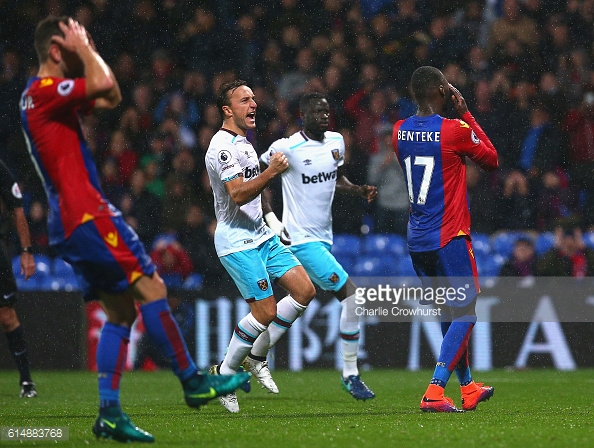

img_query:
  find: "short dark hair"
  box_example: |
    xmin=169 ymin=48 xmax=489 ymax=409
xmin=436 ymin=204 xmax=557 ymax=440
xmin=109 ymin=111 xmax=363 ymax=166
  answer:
xmin=299 ymin=92 xmax=326 ymax=114
xmin=515 ymin=236 xmax=534 ymax=246
xmin=34 ymin=15 xmax=68 ymax=63
xmin=216 ymin=80 xmax=247 ymax=115
xmin=410 ymin=66 xmax=445 ymax=102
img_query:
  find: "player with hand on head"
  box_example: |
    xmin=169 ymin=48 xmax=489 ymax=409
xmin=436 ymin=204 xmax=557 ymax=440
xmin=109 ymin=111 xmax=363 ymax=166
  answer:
xmin=20 ymin=16 xmax=248 ymax=443
xmin=259 ymin=92 xmax=377 ymax=400
xmin=393 ymin=66 xmax=497 ymax=412
xmin=205 ymin=80 xmax=316 ymax=413
xmin=0 ymin=159 xmax=37 ymax=398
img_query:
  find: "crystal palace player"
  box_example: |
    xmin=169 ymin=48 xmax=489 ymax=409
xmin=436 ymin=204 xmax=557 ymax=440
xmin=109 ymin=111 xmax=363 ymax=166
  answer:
xmin=259 ymin=93 xmax=377 ymax=400
xmin=392 ymin=66 xmax=497 ymax=412
xmin=20 ymin=16 xmax=248 ymax=443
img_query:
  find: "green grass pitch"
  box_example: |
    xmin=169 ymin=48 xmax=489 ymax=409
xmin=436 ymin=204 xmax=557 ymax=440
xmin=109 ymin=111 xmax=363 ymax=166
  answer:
xmin=0 ymin=369 xmax=593 ymax=447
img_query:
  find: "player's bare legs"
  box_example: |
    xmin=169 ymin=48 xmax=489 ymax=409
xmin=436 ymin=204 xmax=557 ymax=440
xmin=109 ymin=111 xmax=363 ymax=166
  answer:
xmin=244 ymin=266 xmax=315 ymax=393
xmin=250 ymin=265 xmax=315 ymax=359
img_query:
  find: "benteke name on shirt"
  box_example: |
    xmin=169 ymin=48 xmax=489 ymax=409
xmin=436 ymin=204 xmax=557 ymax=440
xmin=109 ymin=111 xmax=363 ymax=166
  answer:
xmin=397 ymin=130 xmax=440 ymax=142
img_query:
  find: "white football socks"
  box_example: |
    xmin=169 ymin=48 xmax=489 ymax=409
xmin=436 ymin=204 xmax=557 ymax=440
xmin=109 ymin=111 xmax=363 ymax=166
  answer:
xmin=220 ymin=313 xmax=267 ymax=375
xmin=250 ymin=295 xmax=306 ymax=358
xmin=340 ymin=294 xmax=360 ymax=378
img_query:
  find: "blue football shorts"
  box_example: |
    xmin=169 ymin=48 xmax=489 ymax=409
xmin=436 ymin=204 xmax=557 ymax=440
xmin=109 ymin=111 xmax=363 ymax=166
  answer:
xmin=219 ymin=235 xmax=301 ymax=302
xmin=290 ymin=241 xmax=348 ymax=292
xmin=53 ymin=214 xmax=156 ymax=302
xmin=409 ymin=236 xmax=480 ymax=307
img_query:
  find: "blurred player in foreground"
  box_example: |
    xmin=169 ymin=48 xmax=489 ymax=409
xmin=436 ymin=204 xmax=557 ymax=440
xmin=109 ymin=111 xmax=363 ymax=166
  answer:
xmin=20 ymin=16 xmax=248 ymax=442
xmin=259 ymin=92 xmax=377 ymax=400
xmin=393 ymin=66 xmax=497 ymax=412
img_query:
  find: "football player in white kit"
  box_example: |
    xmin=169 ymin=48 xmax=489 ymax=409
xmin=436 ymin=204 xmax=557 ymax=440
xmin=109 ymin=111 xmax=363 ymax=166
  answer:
xmin=258 ymin=93 xmax=377 ymax=400
xmin=205 ymin=80 xmax=316 ymax=413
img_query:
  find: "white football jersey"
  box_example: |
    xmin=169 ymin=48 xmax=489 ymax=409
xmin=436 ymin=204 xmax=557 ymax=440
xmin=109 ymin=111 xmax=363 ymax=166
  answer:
xmin=260 ymin=130 xmax=345 ymax=246
xmin=206 ymin=129 xmax=273 ymax=256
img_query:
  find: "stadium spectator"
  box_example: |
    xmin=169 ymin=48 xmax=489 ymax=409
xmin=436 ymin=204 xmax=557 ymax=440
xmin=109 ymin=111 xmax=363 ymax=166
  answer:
xmin=567 ymin=0 xmax=594 ymax=49
xmin=177 ymin=204 xmax=231 ymax=289
xmin=558 ymin=47 xmax=591 ymax=104
xmin=457 ymin=1 xmax=488 ymax=47
xmin=0 ymin=50 xmax=26 ymax=146
xmin=149 ymin=238 xmax=194 ymax=280
xmin=499 ymin=170 xmax=537 ymax=230
xmin=563 ymin=90 xmax=594 ymax=229
xmin=267 ymin=0 xmax=308 ymax=42
xmin=99 ymin=158 xmax=126 ymax=206
xmin=466 ymin=45 xmax=492 ymax=84
xmin=345 ymin=64 xmax=395 ymax=157
xmin=129 ymin=83 xmax=154 ymax=131
xmin=538 ymin=72 xmax=570 ymax=128
xmin=367 ymin=124 xmax=408 ymax=234
xmin=487 ymin=0 xmax=539 ymax=56
xmin=536 ymin=170 xmax=580 ymax=231
xmin=179 ymin=7 xmax=226 ymax=76
xmin=499 ymin=236 xmax=537 ymax=277
xmin=466 ymin=161 xmax=502 ymax=235
xmin=153 ymin=91 xmax=200 ymax=141
xmin=111 ymin=52 xmax=137 ymax=108
xmin=27 ymin=200 xmax=50 ymax=256
xmin=538 ymin=15 xmax=572 ymax=74
xmin=257 ymin=40 xmax=285 ymax=92
xmin=277 ymin=47 xmax=315 ymax=102
xmin=427 ymin=16 xmax=455 ymax=70
xmin=536 ymin=226 xmax=594 ymax=276
xmin=140 ymin=154 xmax=165 ymax=199
xmin=127 ymin=168 xmax=162 ymax=245
xmin=381 ymin=0 xmax=425 ymax=41
xmin=369 ymin=13 xmax=399 ymax=70
xmin=106 ymin=129 xmax=139 ymax=185
xmin=500 ymin=80 xmax=537 ymax=167
xmin=471 ymin=79 xmax=513 ymax=165
xmin=517 ymin=105 xmax=563 ymax=181
xmin=161 ymin=173 xmax=197 ymax=233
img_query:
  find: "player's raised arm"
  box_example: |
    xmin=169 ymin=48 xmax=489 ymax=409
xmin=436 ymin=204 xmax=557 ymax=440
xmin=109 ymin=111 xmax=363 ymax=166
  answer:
xmin=449 ymin=83 xmax=498 ymax=171
xmin=52 ymin=18 xmax=121 ymax=109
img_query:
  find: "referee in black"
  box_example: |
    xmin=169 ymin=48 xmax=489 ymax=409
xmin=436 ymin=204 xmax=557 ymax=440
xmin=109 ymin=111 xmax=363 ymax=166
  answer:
xmin=0 ymin=159 xmax=37 ymax=397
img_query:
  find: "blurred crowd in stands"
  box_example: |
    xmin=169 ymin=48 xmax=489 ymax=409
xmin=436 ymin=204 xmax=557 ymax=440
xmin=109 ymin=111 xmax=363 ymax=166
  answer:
xmin=2 ymin=0 xmax=594 ymax=285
